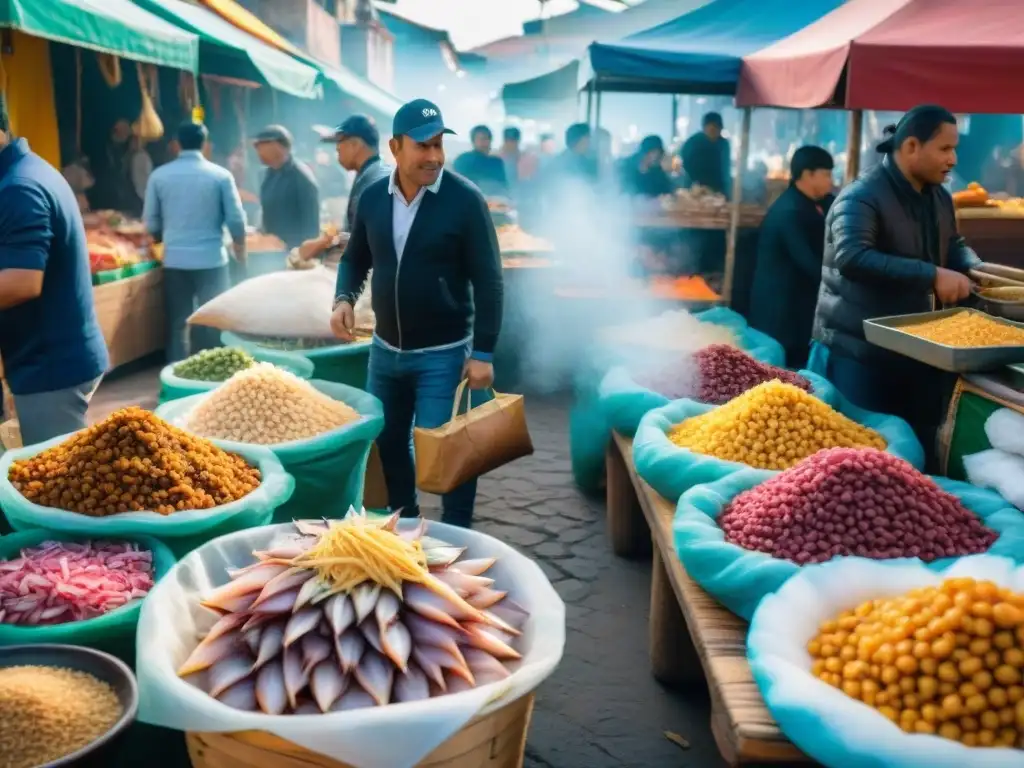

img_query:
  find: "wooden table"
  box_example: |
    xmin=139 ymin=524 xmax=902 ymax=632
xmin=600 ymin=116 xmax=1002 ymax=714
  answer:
xmin=605 ymin=432 xmax=810 ymax=766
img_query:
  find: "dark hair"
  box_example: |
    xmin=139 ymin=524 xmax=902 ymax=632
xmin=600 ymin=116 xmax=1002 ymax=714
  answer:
xmin=703 ymin=112 xmax=723 ymax=129
xmin=565 ymin=123 xmax=591 ymax=149
xmin=539 ymin=132 xmax=554 ymax=143
xmin=790 ymin=145 xmax=834 ymax=180
xmin=639 ymin=135 xmax=664 ymax=155
xmin=178 ymin=121 xmax=209 ymax=152
xmin=876 ymin=105 xmax=957 ymax=155
xmin=470 ymin=125 xmax=492 ymax=141
xmin=503 ymin=126 xmax=521 ymax=142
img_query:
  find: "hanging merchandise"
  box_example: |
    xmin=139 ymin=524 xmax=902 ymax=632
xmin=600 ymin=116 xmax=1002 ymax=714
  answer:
xmin=133 ymin=63 xmax=163 ymax=142
xmin=97 ymin=53 xmax=122 ymax=88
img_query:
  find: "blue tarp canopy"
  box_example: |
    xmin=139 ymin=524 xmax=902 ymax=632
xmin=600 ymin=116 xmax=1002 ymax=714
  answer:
xmin=578 ymin=0 xmax=847 ymax=94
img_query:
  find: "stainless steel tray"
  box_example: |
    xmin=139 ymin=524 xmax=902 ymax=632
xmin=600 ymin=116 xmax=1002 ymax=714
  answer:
xmin=863 ymin=308 xmax=1024 ymax=372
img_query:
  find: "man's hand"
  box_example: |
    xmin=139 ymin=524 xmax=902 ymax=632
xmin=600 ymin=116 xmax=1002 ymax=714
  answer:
xmin=298 ymin=233 xmax=333 ymax=262
xmin=331 ymin=301 xmax=355 ymax=341
xmin=232 ymin=242 xmax=248 ymax=267
xmin=934 ymin=267 xmax=972 ymax=305
xmin=464 ymin=358 xmax=495 ymax=390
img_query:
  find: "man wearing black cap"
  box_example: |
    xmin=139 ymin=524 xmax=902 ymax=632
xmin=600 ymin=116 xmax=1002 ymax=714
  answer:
xmin=0 ymin=98 xmax=109 ymax=444
xmin=680 ymin=112 xmax=731 ymax=197
xmin=330 ymin=99 xmax=504 ymax=529
xmin=620 ymin=135 xmax=673 ymax=198
xmin=254 ymin=125 xmax=320 ymax=250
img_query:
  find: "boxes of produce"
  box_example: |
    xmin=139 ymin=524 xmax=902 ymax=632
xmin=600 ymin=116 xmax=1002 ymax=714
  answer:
xmin=675 ymin=449 xmax=1024 ymax=620
xmin=864 ymin=308 xmax=1024 ymax=372
xmin=633 ymin=380 xmax=925 ymax=502
xmin=157 ymin=366 xmax=383 ymax=523
xmin=0 ymin=408 xmax=295 ymax=557
xmin=749 ymin=556 xmax=1024 ymax=767
xmin=135 ymin=512 xmax=565 ymax=768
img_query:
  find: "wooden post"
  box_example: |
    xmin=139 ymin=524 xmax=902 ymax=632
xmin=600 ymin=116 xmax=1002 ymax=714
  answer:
xmin=845 ymin=109 xmax=863 ymax=185
xmin=722 ymin=107 xmax=752 ymax=308
xmin=605 ymin=441 xmax=652 ymax=558
xmin=650 ymin=546 xmax=703 ymax=687
xmin=594 ymin=89 xmax=603 ymax=130
xmin=585 ymin=81 xmax=595 ymax=125
xmin=670 ymin=94 xmax=679 ymax=142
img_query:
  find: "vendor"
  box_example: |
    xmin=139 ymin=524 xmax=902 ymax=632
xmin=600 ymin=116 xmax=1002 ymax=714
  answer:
xmin=0 ymin=117 xmax=108 ymax=444
xmin=292 ymin=115 xmax=390 ymax=269
xmin=813 ymin=105 xmax=979 ymax=463
xmin=619 ymin=135 xmax=673 ymax=198
xmin=749 ymin=145 xmax=836 ymax=369
xmin=255 ymin=125 xmax=321 ymax=250
xmin=680 ymin=112 xmax=730 ymax=197
xmin=453 ymin=125 xmax=508 ymax=196
xmin=330 ymin=98 xmax=503 ymax=529
xmin=100 ymin=119 xmax=152 ymax=217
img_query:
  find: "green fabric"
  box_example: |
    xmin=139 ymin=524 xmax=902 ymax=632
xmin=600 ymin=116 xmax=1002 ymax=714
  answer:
xmin=0 ymin=0 xmax=198 ymax=72
xmin=946 ymin=391 xmax=1003 ymax=481
xmin=156 ymin=380 xmax=384 ymax=525
xmin=321 ymin=67 xmax=402 ymax=119
xmin=222 ymin=331 xmax=372 ymax=390
xmin=132 ymin=0 xmax=319 ymax=98
xmin=157 ymin=352 xmax=315 ymax=405
xmin=0 ymin=530 xmax=176 ymax=664
xmin=0 ymin=442 xmax=294 ymax=558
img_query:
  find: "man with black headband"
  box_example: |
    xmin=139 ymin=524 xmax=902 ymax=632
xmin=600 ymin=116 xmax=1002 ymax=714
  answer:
xmin=0 ymin=98 xmax=108 ymax=444
xmin=813 ymin=105 xmax=979 ymax=465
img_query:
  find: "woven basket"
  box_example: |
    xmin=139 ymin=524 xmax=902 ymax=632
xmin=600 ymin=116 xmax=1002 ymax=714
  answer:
xmin=186 ymin=693 xmax=534 ymax=768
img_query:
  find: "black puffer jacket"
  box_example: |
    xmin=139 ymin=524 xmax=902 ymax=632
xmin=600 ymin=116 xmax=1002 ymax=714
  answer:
xmin=813 ymin=156 xmax=980 ymax=362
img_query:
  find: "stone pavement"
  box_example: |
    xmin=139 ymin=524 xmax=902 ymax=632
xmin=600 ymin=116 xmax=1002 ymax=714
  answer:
xmin=89 ymin=371 xmax=721 ymax=767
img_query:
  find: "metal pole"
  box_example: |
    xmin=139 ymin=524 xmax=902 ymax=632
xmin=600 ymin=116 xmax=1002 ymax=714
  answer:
xmin=845 ymin=109 xmax=863 ymax=185
xmin=594 ymin=89 xmax=603 ymax=130
xmin=671 ymin=95 xmax=679 ymax=142
xmin=723 ymin=107 xmax=752 ymax=308
xmin=586 ymin=81 xmax=595 ymax=125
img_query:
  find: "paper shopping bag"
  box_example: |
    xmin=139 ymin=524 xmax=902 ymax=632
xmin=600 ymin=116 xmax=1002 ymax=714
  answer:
xmin=414 ymin=380 xmax=534 ymax=494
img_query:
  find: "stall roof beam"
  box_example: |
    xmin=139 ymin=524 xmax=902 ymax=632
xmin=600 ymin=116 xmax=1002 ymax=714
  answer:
xmin=0 ymin=0 xmax=198 ymax=71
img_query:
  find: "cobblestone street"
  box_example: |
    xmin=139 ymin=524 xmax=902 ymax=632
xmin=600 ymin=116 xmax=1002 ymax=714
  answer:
xmin=88 ymin=371 xmax=719 ymax=767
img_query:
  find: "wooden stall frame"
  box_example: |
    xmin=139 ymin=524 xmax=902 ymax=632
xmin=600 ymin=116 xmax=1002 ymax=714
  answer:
xmin=723 ymin=107 xmax=753 ymax=307
xmin=606 ymin=432 xmax=809 ymax=766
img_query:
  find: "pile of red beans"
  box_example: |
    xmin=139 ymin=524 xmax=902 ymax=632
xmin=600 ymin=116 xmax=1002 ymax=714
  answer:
xmin=693 ymin=345 xmax=811 ymax=404
xmin=718 ymin=447 xmax=998 ymax=564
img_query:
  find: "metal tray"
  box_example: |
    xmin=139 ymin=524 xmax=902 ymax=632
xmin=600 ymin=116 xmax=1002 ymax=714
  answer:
xmin=863 ymin=308 xmax=1024 ymax=372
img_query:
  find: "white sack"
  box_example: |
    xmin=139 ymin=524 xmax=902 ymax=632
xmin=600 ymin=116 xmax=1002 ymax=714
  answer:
xmin=188 ymin=266 xmax=337 ymax=339
xmin=984 ymin=407 xmax=1024 ymax=457
xmin=748 ymin=556 xmax=1024 ymax=768
xmin=135 ymin=521 xmax=565 ymax=768
xmin=963 ymin=448 xmax=1024 ymax=510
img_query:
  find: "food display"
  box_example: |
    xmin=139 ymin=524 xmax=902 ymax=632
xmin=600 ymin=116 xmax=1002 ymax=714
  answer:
xmin=246 ymin=233 xmax=286 ymax=253
xmin=496 ymin=224 xmax=553 ymax=254
xmin=901 ymin=310 xmax=1024 ymax=347
xmin=692 ymin=345 xmax=810 ymax=404
xmin=808 ymin=577 xmax=1024 ymax=747
xmin=83 ymin=210 xmax=151 ymax=248
xmin=720 ymin=447 xmax=997 ymax=565
xmin=86 ymin=231 xmax=144 ymax=274
xmin=647 ymin=275 xmax=720 ymax=302
xmin=953 ymin=182 xmax=991 ymax=208
xmin=977 ymin=286 xmax=1024 ymax=302
xmin=8 ymin=407 xmax=262 ymax=516
xmin=184 ymin=363 xmax=361 ymax=444
xmin=667 ymin=381 xmax=887 ymax=471
xmin=178 ymin=513 xmax=528 ymax=713
xmin=0 ymin=539 xmax=154 ymax=626
xmin=600 ymin=310 xmax=739 ymax=352
xmin=0 ymin=664 xmax=123 ymax=768
xmin=172 ymin=348 xmax=256 ymax=382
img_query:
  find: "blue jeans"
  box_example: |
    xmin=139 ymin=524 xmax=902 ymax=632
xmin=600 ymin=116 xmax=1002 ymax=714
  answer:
xmin=367 ymin=341 xmax=489 ymax=528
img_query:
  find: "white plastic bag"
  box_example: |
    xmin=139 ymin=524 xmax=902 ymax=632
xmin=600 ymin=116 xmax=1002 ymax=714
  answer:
xmin=748 ymin=556 xmax=1024 ymax=768
xmin=188 ymin=266 xmax=337 ymax=339
xmin=985 ymin=408 xmax=1024 ymax=457
xmin=135 ymin=521 xmax=565 ymax=768
xmin=964 ymin=448 xmax=1024 ymax=510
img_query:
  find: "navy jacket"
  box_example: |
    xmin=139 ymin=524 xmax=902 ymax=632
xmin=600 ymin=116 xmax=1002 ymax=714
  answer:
xmin=452 ymin=151 xmax=508 ymax=197
xmin=345 ymin=156 xmax=390 ymax=231
xmin=0 ymin=139 xmax=108 ymax=394
xmin=335 ymin=171 xmax=504 ymax=356
xmin=260 ymin=157 xmax=320 ymax=249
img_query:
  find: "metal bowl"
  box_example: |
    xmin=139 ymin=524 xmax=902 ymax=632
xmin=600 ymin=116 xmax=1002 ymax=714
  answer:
xmin=0 ymin=644 xmax=138 ymax=767
xmin=971 ymin=290 xmax=1024 ymax=321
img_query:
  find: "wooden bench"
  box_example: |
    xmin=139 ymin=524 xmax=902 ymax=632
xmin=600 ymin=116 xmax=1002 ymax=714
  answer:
xmin=606 ymin=432 xmax=810 ymax=766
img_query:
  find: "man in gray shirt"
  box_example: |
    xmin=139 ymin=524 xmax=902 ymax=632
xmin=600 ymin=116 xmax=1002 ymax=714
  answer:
xmin=144 ymin=122 xmax=247 ymax=361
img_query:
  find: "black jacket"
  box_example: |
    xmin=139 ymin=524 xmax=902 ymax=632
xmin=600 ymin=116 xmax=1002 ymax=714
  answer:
xmin=680 ymin=132 xmax=730 ymax=196
xmin=813 ymin=156 xmax=980 ymax=362
xmin=748 ymin=185 xmax=831 ymax=361
xmin=335 ymin=170 xmax=504 ymax=355
xmin=345 ymin=156 xmax=389 ymax=231
xmin=452 ymin=151 xmax=508 ymax=197
xmin=261 ymin=157 xmax=320 ymax=249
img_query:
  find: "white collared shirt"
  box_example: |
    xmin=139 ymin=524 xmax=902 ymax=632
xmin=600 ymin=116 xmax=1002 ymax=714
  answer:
xmin=388 ymin=168 xmax=443 ymax=262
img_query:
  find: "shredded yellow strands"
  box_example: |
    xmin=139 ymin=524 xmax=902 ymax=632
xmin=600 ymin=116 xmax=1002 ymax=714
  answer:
xmin=291 ymin=517 xmax=428 ymax=594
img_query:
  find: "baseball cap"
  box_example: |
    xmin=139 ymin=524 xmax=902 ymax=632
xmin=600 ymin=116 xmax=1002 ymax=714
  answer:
xmin=321 ymin=114 xmax=379 ymax=148
xmin=392 ymin=99 xmax=456 ymax=143
xmin=254 ymin=125 xmax=293 ymax=149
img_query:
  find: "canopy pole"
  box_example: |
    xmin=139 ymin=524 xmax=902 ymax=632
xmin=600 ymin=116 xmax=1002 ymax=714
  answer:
xmin=585 ymin=82 xmax=595 ymax=125
xmin=723 ymin=107 xmax=752 ymax=308
xmin=671 ymin=95 xmax=679 ymax=142
xmin=594 ymin=90 xmax=603 ymax=130
xmin=845 ymin=109 xmax=863 ymax=184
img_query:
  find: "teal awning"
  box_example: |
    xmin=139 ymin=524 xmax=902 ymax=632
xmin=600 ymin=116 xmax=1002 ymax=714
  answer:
xmin=132 ymin=0 xmax=319 ymax=99
xmin=0 ymin=0 xmax=198 ymax=71
xmin=321 ymin=66 xmax=402 ymax=120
